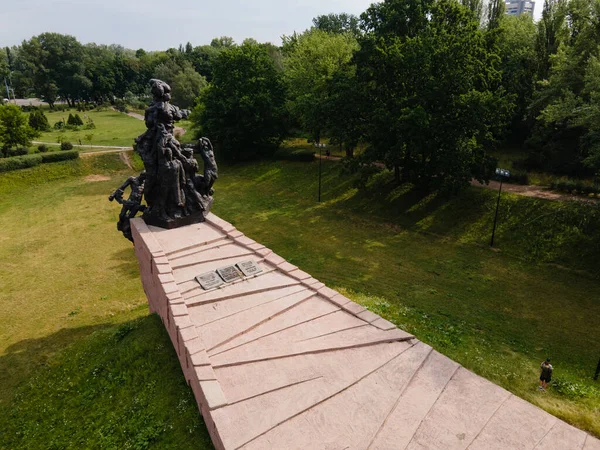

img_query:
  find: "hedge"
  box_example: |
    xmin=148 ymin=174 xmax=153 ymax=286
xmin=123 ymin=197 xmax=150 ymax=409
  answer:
xmin=0 ymin=150 xmax=79 ymax=173
xmin=40 ymin=150 xmax=79 ymax=163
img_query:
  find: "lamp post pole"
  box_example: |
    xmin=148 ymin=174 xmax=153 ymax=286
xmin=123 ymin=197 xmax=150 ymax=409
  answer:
xmin=490 ymin=168 xmax=510 ymax=248
xmin=318 ymin=143 xmax=322 ymax=202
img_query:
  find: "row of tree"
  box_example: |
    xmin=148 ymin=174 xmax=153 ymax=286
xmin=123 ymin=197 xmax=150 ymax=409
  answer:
xmin=4 ymin=0 xmax=600 ymax=189
xmin=194 ymin=0 xmax=600 ymax=190
xmin=0 ymin=35 xmax=237 ymax=109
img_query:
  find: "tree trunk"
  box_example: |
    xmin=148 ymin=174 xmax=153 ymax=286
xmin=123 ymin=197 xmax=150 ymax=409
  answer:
xmin=345 ymin=145 xmax=354 ymax=158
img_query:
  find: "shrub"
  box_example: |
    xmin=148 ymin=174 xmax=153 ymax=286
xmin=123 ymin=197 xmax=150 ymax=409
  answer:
xmin=61 ymin=141 xmax=74 ymax=151
xmin=114 ymin=99 xmax=129 ymax=113
xmin=273 ymin=148 xmax=315 ymax=162
xmin=0 ymin=154 xmax=42 ymax=172
xmin=40 ymin=150 xmax=78 ymax=163
xmin=28 ymin=109 xmax=51 ymax=132
xmin=74 ymin=113 xmax=84 ymax=126
xmin=96 ymin=102 xmax=111 ymax=112
xmin=5 ymin=147 xmax=29 ymax=157
xmin=54 ymin=120 xmax=64 ymax=130
xmin=38 ymin=144 xmax=49 ymax=153
xmin=67 ymin=113 xmax=76 ymax=126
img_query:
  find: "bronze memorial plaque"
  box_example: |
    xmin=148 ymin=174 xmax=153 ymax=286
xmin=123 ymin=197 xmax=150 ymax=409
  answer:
xmin=236 ymin=260 xmax=263 ymax=277
xmin=196 ymin=271 xmax=224 ymax=290
xmin=216 ymin=265 xmax=243 ymax=283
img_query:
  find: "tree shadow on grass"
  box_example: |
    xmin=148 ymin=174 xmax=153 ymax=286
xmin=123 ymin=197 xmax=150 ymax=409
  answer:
xmin=0 ymin=315 xmax=213 ymax=450
xmin=0 ymin=323 xmax=112 ymax=407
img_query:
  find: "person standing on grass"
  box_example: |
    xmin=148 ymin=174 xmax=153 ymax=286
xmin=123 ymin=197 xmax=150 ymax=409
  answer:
xmin=539 ymin=358 xmax=553 ymax=391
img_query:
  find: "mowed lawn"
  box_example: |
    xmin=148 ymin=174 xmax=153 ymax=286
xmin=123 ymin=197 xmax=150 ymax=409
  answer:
xmin=0 ymin=155 xmax=599 ymax=447
xmin=32 ymin=109 xmax=146 ymax=148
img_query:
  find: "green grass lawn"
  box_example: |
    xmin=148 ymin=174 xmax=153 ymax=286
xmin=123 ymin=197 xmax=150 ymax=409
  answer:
xmin=0 ymin=155 xmax=599 ymax=447
xmin=33 ymin=110 xmax=146 ymax=149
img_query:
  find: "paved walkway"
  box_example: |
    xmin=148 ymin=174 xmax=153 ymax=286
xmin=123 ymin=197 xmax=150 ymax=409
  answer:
xmin=131 ymin=215 xmax=600 ymax=450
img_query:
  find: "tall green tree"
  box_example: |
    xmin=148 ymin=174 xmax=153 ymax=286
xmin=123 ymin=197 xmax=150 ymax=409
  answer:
xmin=192 ymin=41 xmax=287 ymax=161
xmin=312 ymin=13 xmax=361 ymax=37
xmin=527 ymin=0 xmax=600 ymax=175
xmin=19 ymin=33 xmax=90 ymax=106
xmin=356 ymin=0 xmax=511 ymax=191
xmin=0 ymin=104 xmax=37 ymax=156
xmin=497 ymin=15 xmax=538 ymax=142
xmin=283 ymin=29 xmax=359 ymax=142
xmin=171 ymin=65 xmax=207 ymax=109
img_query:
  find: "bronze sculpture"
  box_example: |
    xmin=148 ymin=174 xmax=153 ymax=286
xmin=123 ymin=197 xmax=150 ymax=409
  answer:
xmin=109 ymin=79 xmax=217 ymax=241
xmin=108 ymin=171 xmax=147 ymax=242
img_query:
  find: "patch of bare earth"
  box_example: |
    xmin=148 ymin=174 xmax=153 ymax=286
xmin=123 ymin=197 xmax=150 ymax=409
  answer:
xmin=84 ymin=175 xmax=111 ymax=182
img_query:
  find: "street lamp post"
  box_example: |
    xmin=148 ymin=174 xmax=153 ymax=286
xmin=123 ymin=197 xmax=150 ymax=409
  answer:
xmin=318 ymin=143 xmax=322 ymax=202
xmin=490 ymin=168 xmax=511 ymax=248
xmin=315 ymin=142 xmax=326 ymax=202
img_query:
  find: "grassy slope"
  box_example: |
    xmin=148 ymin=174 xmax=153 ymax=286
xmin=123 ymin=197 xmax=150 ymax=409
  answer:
xmin=0 ymin=155 xmax=213 ymax=449
xmin=0 ymin=156 xmax=598 ymax=446
xmin=33 ymin=110 xmax=146 ymax=148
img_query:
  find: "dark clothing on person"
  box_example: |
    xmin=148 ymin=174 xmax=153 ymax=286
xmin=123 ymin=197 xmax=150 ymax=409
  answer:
xmin=540 ymin=362 xmax=553 ymax=383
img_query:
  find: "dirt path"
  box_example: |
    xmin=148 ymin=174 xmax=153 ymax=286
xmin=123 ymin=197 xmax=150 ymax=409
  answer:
xmin=314 ymin=153 xmax=598 ymax=204
xmin=79 ymin=149 xmax=131 ymax=157
xmin=33 ymin=141 xmax=130 ymax=151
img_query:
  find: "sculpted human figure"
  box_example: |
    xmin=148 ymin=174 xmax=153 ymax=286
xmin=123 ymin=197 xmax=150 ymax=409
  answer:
xmin=111 ymin=78 xmax=217 ymax=238
xmin=108 ymin=171 xmax=147 ymax=241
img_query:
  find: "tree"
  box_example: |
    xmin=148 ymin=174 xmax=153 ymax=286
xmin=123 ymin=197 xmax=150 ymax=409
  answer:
xmin=356 ymin=0 xmax=511 ymax=191
xmin=0 ymin=104 xmax=37 ymax=156
xmin=171 ymin=65 xmax=207 ymax=109
xmin=186 ymin=45 xmax=222 ymax=81
xmin=28 ymin=108 xmax=51 ymax=131
xmin=535 ymin=0 xmax=567 ymax=81
xmin=526 ymin=0 xmax=600 ymax=175
xmin=497 ymin=15 xmax=538 ymax=143
xmin=210 ymin=37 xmax=235 ymax=49
xmin=312 ymin=13 xmax=361 ymax=37
xmin=283 ymin=29 xmax=359 ymax=142
xmin=324 ymin=67 xmax=365 ymax=157
xmin=19 ymin=33 xmax=91 ymax=106
xmin=486 ymin=0 xmax=506 ymax=31
xmin=192 ymin=41 xmax=287 ymax=161
xmin=153 ymin=59 xmax=182 ymax=88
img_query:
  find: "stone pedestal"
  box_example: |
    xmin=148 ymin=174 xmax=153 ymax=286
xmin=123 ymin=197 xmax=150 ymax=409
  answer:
xmin=131 ymin=215 xmax=599 ymax=450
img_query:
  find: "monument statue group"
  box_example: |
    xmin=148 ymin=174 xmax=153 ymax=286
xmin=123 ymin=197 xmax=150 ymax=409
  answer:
xmin=109 ymin=79 xmax=218 ymax=241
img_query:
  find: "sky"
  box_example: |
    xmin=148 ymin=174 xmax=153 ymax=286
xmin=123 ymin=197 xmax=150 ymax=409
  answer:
xmin=1 ymin=0 xmax=543 ymax=50
xmin=1 ymin=0 xmax=375 ymax=50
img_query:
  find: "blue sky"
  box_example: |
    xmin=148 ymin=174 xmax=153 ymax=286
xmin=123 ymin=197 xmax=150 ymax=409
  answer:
xmin=2 ymin=0 xmax=542 ymax=50
xmin=1 ymin=0 xmax=375 ymax=50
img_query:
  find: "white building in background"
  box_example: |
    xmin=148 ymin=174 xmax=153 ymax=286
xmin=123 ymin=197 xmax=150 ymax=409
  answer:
xmin=505 ymin=0 xmax=535 ymax=16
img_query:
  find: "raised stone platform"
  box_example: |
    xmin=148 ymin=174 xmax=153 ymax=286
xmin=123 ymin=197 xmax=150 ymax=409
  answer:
xmin=131 ymin=215 xmax=599 ymax=450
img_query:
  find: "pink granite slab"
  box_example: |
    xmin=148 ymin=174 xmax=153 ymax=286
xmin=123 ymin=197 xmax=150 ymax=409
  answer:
xmin=131 ymin=217 xmax=600 ymax=450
